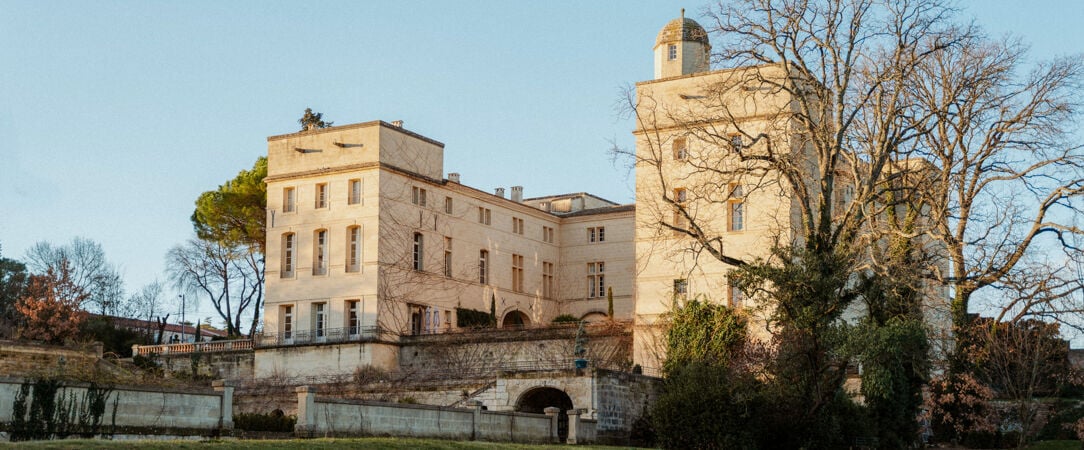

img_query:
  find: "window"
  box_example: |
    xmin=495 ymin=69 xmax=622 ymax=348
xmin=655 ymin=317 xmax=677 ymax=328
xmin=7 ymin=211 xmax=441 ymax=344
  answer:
xmin=673 ymin=188 xmax=688 ymax=234
xmin=542 ymin=261 xmax=554 ymax=299
xmin=728 ymin=184 xmax=744 ymax=232
xmin=729 ymin=133 xmax=743 ymax=150
xmin=588 ymin=226 xmax=605 ymax=243
xmin=348 ymin=179 xmax=362 ymax=205
xmin=728 ymin=277 xmax=745 ymax=308
xmin=313 ymin=229 xmax=327 ymax=276
xmin=412 ymin=186 xmax=427 ymax=206
xmin=347 ymin=300 xmax=360 ymax=335
xmin=674 ymin=188 xmax=687 ymax=203
xmin=283 ymin=187 xmax=296 ymax=212
xmin=444 ymin=237 xmax=453 ymax=277
xmin=479 ymin=250 xmax=489 ymax=284
xmin=313 ymin=303 xmax=326 ymax=338
xmin=587 ymin=262 xmax=605 ymax=298
xmin=281 ymin=305 xmax=293 ymax=339
xmin=444 ymin=196 xmax=453 ymax=214
xmin=673 ymin=137 xmax=687 ymax=160
xmin=346 ymin=226 xmax=361 ymax=273
xmin=281 ymin=233 xmax=295 ymax=278
xmin=674 ymin=279 xmax=688 ymax=298
xmin=413 ymin=233 xmax=424 ymax=271
xmin=512 ymin=217 xmax=524 ymax=235
xmin=512 ymin=254 xmax=524 ymax=293
xmin=542 ymin=226 xmax=555 ymax=243
xmin=315 ymin=183 xmax=328 ymax=208
xmin=478 ymin=207 xmax=491 ymax=225
xmin=668 ymin=44 xmax=677 ymax=61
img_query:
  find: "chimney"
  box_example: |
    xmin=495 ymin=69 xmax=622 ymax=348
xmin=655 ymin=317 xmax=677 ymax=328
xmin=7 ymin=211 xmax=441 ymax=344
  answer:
xmin=495 ymin=187 xmax=505 ymax=198
xmin=447 ymin=173 xmax=461 ymax=183
xmin=511 ymin=186 xmax=523 ymax=203
xmin=390 ymin=120 xmax=404 ymax=128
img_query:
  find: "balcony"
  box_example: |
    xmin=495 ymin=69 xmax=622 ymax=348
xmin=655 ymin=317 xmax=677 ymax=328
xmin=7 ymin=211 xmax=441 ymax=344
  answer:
xmin=254 ymin=326 xmax=386 ymax=348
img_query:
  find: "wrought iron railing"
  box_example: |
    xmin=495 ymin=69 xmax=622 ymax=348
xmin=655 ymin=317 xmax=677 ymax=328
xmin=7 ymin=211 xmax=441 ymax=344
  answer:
xmin=254 ymin=326 xmax=386 ymax=347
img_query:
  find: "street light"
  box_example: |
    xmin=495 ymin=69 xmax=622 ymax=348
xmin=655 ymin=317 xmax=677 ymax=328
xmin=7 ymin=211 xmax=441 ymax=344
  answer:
xmin=178 ymin=294 xmax=186 ymax=343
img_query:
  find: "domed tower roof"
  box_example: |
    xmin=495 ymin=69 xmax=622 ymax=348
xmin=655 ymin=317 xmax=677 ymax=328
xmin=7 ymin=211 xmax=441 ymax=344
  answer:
xmin=655 ymin=16 xmax=709 ymax=47
xmin=652 ymin=10 xmax=711 ymax=79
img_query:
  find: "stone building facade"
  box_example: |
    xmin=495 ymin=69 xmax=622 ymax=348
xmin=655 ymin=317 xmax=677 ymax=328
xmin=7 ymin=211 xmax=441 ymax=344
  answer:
xmin=258 ymin=120 xmax=636 ymax=377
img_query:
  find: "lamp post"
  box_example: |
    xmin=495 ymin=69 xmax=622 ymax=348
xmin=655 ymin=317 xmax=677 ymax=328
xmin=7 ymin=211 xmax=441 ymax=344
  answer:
xmin=179 ymin=294 xmax=186 ymax=343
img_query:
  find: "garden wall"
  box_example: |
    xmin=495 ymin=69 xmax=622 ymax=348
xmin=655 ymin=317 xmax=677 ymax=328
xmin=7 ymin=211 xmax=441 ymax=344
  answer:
xmin=0 ymin=377 xmax=232 ymax=438
xmin=294 ymin=386 xmax=592 ymax=444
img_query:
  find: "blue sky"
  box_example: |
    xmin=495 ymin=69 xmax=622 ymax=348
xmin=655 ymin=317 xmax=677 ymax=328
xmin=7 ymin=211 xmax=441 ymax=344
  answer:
xmin=2 ymin=1 xmax=1082 ymax=328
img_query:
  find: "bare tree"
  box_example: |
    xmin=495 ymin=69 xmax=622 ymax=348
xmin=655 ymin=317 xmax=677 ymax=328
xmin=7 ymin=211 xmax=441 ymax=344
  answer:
xmin=966 ymin=316 xmax=1069 ymax=448
xmin=906 ymin=30 xmax=1084 ymax=329
xmin=118 ymin=280 xmax=165 ymax=336
xmin=166 ymin=237 xmax=260 ymax=337
xmin=615 ymin=1 xmax=959 ymax=436
xmin=24 ymin=237 xmax=125 ymax=315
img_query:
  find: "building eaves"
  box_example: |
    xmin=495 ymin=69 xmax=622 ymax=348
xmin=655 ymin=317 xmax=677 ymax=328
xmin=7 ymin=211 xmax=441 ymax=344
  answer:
xmin=556 ymin=204 xmax=635 ymax=218
xmin=266 ymin=120 xmax=446 ymax=148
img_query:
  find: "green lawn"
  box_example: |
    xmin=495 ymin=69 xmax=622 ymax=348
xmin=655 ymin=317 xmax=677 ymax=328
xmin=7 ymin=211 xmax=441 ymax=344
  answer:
xmin=1028 ymin=441 xmax=1082 ymax=450
xmin=0 ymin=437 xmax=643 ymax=450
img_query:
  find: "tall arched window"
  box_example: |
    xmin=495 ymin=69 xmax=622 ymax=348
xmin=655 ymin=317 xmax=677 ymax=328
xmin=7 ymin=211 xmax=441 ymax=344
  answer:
xmin=413 ymin=233 xmax=424 ymax=271
xmin=281 ymin=233 xmax=295 ymax=278
xmin=313 ymin=229 xmax=328 ymax=275
xmin=346 ymin=226 xmax=361 ymax=273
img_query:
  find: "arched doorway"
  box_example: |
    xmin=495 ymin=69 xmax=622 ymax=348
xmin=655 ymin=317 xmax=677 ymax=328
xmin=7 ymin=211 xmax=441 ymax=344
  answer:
xmin=501 ymin=310 xmax=531 ymax=328
xmin=515 ymin=387 xmax=573 ymax=441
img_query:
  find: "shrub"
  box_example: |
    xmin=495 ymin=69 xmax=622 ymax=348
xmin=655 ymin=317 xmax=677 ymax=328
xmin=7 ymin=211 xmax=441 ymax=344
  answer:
xmin=455 ymin=307 xmax=495 ymax=328
xmin=652 ymin=362 xmax=763 ymax=449
xmin=233 ymin=412 xmax=296 ymax=432
xmin=551 ymin=314 xmax=579 ymax=324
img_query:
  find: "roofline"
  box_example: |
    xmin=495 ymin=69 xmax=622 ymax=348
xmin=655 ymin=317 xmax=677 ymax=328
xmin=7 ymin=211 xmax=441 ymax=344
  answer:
xmin=635 ymin=62 xmax=782 ymax=87
xmin=556 ymin=204 xmax=635 ymax=218
xmin=521 ymin=192 xmax=621 ymax=206
xmin=267 ymin=120 xmax=446 ymax=148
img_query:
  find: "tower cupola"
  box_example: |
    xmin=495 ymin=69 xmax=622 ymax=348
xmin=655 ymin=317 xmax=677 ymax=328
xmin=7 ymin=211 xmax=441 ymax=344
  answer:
xmin=654 ymin=9 xmax=711 ymax=79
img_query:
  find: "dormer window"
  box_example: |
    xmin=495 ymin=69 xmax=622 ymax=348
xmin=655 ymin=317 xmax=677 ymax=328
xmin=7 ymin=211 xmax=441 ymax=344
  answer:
xmin=668 ymin=44 xmax=678 ymax=61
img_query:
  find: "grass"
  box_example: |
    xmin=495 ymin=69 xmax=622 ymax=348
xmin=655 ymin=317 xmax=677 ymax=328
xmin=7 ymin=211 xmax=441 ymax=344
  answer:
xmin=1028 ymin=441 xmax=1081 ymax=450
xmin=0 ymin=437 xmax=643 ymax=450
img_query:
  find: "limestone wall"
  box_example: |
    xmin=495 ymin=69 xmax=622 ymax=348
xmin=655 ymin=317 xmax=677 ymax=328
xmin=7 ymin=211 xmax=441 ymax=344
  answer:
xmin=153 ymin=350 xmax=254 ymax=382
xmin=0 ymin=377 xmax=231 ymax=436
xmin=593 ymin=370 xmax=661 ymax=442
xmin=295 ymin=386 xmax=559 ymax=443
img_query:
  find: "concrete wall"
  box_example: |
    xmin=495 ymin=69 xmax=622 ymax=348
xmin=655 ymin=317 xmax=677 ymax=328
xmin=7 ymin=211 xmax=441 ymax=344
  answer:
xmin=0 ymin=377 xmax=232 ymax=437
xmin=294 ymin=386 xmax=563 ymax=443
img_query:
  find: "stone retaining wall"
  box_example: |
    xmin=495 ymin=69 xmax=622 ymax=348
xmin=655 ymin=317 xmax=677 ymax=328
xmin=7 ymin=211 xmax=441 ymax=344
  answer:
xmin=0 ymin=377 xmax=232 ymax=438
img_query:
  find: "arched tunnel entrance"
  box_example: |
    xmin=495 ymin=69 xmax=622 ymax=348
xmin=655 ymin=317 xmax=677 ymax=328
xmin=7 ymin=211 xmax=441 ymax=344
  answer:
xmin=501 ymin=310 xmax=531 ymax=328
xmin=515 ymin=387 xmax=573 ymax=441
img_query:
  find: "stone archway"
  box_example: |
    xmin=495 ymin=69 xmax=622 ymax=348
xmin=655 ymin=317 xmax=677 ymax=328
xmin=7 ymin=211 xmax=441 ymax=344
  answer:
xmin=515 ymin=386 xmax=573 ymax=441
xmin=501 ymin=310 xmax=531 ymax=328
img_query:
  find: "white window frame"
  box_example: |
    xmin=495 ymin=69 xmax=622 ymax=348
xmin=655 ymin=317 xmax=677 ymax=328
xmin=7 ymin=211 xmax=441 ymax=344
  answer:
xmin=588 ymin=226 xmax=605 ymax=243
xmin=315 ymin=183 xmax=328 ymax=209
xmin=348 ymin=179 xmax=362 ymax=205
xmin=413 ymin=232 xmax=424 ymax=271
xmin=346 ymin=226 xmax=361 ymax=273
xmin=281 ymin=233 xmax=295 ymax=278
xmin=587 ymin=262 xmax=605 ymax=298
xmin=283 ymin=187 xmax=296 ymax=213
xmin=313 ymin=229 xmax=328 ymax=276
xmin=412 ymin=186 xmax=427 ymax=206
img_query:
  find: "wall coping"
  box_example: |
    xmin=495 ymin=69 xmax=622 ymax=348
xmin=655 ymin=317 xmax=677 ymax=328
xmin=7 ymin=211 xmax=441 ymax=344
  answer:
xmin=0 ymin=376 xmax=222 ymax=397
xmin=311 ymin=397 xmax=550 ymax=420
